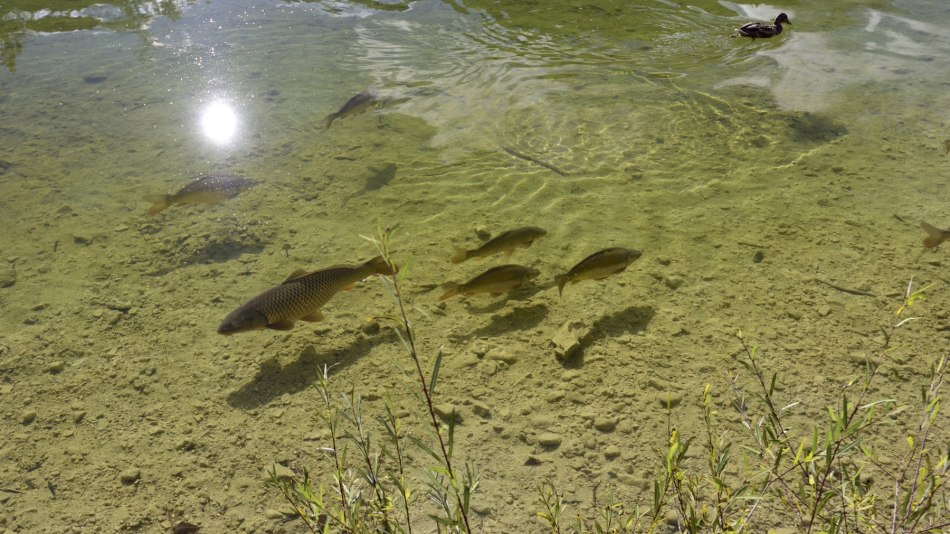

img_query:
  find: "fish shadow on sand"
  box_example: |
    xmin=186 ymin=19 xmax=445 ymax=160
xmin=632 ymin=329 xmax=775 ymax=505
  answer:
xmin=559 ymin=305 xmax=656 ymax=369
xmin=348 ymin=163 xmax=397 ymax=200
xmin=469 ymin=304 xmax=550 ymax=338
xmin=188 ymin=240 xmax=265 ymax=265
xmin=226 ymin=330 xmax=399 ymax=410
xmin=591 ymin=305 xmax=655 ymax=338
xmin=787 ymin=113 xmax=848 ymax=143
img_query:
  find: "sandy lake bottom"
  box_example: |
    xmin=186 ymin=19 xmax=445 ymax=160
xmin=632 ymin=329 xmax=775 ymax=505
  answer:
xmin=1 ymin=0 xmax=949 ymax=532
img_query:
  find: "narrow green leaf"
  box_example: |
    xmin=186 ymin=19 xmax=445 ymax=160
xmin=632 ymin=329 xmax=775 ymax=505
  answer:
xmin=430 ymin=348 xmax=443 ymax=396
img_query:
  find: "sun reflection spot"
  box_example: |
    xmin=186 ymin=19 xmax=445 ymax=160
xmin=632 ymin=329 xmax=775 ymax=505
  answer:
xmin=200 ymin=100 xmax=238 ymax=144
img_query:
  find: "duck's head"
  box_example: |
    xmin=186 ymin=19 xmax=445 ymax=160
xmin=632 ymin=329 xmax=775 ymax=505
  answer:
xmin=775 ymin=13 xmax=791 ymax=25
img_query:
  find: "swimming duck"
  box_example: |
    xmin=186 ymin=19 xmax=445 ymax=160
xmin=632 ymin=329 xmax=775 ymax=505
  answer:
xmin=733 ymin=13 xmax=791 ymax=39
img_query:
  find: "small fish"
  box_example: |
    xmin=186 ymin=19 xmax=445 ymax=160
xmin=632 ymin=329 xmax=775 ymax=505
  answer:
xmin=143 ymin=174 xmax=258 ymax=215
xmin=217 ymin=255 xmax=396 ymax=335
xmin=944 ymin=139 xmax=950 ymax=156
xmin=554 ymin=247 xmax=642 ymax=296
xmin=921 ymin=221 xmax=950 ymax=249
xmin=439 ymin=264 xmax=540 ymax=301
xmin=324 ymin=88 xmax=377 ymax=129
xmin=451 ymin=226 xmax=547 ymax=264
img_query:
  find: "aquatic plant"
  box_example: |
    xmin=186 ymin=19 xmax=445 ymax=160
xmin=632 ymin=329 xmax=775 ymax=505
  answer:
xmin=536 ymin=279 xmax=949 ymax=533
xmin=267 ymin=225 xmax=478 ymax=533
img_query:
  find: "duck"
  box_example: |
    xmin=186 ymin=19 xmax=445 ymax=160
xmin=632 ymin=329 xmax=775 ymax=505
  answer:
xmin=733 ymin=13 xmax=791 ymax=39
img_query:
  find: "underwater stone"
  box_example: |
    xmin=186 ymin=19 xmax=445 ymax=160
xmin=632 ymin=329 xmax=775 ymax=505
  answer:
xmin=433 ymin=403 xmax=460 ymax=423
xmin=593 ymin=417 xmax=617 ymax=432
xmin=458 ymin=354 xmax=480 ymax=368
xmin=486 ymin=349 xmax=517 ymax=365
xmin=603 ymin=445 xmax=621 ymax=459
xmin=663 ymin=275 xmax=685 ymax=290
xmin=471 ymin=400 xmax=491 ymax=418
xmin=21 ymin=409 xmax=37 ymax=425
xmin=537 ymin=432 xmax=562 ymax=448
xmin=656 ymin=391 xmax=683 ymax=409
xmin=530 ymin=414 xmax=556 ymax=429
xmin=0 ymin=266 xmax=15 ymax=288
xmin=119 ymin=468 xmax=141 ymax=485
xmin=560 ymin=370 xmax=583 ymax=382
xmin=360 ymin=319 xmax=380 ymax=335
xmin=267 ymin=464 xmax=295 ymax=482
xmin=46 ymin=361 xmax=65 ymax=374
xmin=551 ymin=320 xmax=591 ymax=361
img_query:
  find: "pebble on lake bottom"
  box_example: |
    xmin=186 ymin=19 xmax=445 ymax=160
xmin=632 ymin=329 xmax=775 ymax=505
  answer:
xmin=119 ymin=468 xmax=141 ymax=485
xmin=537 ymin=432 xmax=563 ymax=448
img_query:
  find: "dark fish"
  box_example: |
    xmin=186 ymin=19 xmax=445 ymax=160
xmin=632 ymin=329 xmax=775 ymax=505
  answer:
xmin=217 ymin=256 xmax=396 ymax=334
xmin=451 ymin=226 xmax=547 ymax=264
xmin=324 ymin=88 xmax=377 ymax=129
xmin=439 ymin=264 xmax=540 ymax=301
xmin=733 ymin=13 xmax=791 ymax=39
xmin=143 ymin=174 xmax=258 ymax=215
xmin=944 ymin=139 xmax=950 ymax=156
xmin=554 ymin=247 xmax=642 ymax=296
xmin=921 ymin=221 xmax=950 ymax=249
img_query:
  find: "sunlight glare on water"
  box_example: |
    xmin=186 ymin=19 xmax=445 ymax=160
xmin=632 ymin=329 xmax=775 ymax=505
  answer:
xmin=199 ymin=99 xmax=239 ymax=145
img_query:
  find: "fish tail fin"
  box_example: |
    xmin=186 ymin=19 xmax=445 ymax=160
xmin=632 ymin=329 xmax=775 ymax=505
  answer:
xmin=365 ymin=255 xmax=397 ymax=276
xmin=439 ymin=282 xmax=461 ymax=301
xmin=324 ymin=114 xmax=336 ymax=129
xmin=143 ymin=194 xmax=171 ymax=215
xmin=554 ymin=274 xmax=568 ymax=297
xmin=921 ymin=221 xmax=945 ymax=248
xmin=450 ymin=247 xmax=469 ymax=264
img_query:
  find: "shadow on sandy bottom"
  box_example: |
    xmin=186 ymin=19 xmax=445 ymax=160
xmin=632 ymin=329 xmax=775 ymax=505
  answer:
xmin=470 ymin=303 xmax=549 ymax=338
xmin=226 ymin=331 xmax=398 ymax=410
xmin=560 ymin=305 xmax=656 ymax=369
xmin=591 ymin=305 xmax=655 ymax=338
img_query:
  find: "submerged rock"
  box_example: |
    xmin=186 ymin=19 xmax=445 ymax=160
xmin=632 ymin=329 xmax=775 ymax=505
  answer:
xmin=119 ymin=468 xmax=141 ymax=485
xmin=551 ymin=320 xmax=591 ymax=361
xmin=537 ymin=432 xmax=563 ymax=448
xmin=593 ymin=417 xmax=616 ymax=432
xmin=0 ymin=265 xmax=15 ymax=288
xmin=433 ymin=403 xmax=460 ymax=423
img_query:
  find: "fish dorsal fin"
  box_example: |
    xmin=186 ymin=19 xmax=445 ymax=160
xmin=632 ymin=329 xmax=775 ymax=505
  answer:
xmin=283 ymin=269 xmax=309 ymax=283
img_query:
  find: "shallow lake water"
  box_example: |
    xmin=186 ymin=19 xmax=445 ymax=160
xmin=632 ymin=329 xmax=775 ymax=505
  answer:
xmin=1 ymin=0 xmax=949 ymax=532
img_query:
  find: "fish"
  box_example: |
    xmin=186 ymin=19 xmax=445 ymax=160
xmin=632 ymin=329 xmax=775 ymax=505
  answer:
xmin=554 ymin=247 xmax=642 ymax=296
xmin=451 ymin=226 xmax=547 ymax=264
xmin=944 ymin=139 xmax=950 ymax=156
xmin=143 ymin=174 xmax=258 ymax=215
xmin=439 ymin=264 xmax=540 ymax=301
xmin=324 ymin=88 xmax=377 ymax=129
xmin=921 ymin=221 xmax=950 ymax=249
xmin=217 ymin=255 xmax=397 ymax=335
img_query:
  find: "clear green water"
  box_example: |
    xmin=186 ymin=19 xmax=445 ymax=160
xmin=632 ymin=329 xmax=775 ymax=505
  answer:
xmin=1 ymin=0 xmax=948 ymax=532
